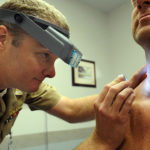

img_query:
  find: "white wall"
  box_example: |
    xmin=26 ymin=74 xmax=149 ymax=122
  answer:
xmin=108 ymin=1 xmax=145 ymax=80
xmin=44 ymin=0 xmax=111 ymax=132
xmin=44 ymin=0 xmax=111 ymax=97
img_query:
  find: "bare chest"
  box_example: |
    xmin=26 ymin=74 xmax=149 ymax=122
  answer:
xmin=119 ymin=100 xmax=150 ymax=150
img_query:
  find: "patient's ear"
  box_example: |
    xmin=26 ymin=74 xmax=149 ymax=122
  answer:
xmin=0 ymin=25 xmax=8 ymax=49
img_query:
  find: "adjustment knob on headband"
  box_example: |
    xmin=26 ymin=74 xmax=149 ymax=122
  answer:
xmin=14 ymin=14 xmax=23 ymax=23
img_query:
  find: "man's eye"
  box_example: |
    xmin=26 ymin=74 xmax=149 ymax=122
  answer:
xmin=41 ymin=53 xmax=49 ymax=58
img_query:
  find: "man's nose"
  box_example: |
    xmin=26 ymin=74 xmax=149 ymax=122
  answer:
xmin=42 ymin=65 xmax=56 ymax=78
xmin=137 ymin=0 xmax=150 ymax=9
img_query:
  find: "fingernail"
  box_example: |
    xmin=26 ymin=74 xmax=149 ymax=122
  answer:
xmin=117 ymin=74 xmax=124 ymax=78
xmin=124 ymin=75 xmax=128 ymax=81
xmin=117 ymin=74 xmax=128 ymax=81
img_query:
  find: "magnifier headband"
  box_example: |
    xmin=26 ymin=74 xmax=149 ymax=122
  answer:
xmin=0 ymin=8 xmax=82 ymax=67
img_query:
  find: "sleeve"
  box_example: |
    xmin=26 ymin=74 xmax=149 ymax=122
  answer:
xmin=25 ymin=82 xmax=62 ymax=111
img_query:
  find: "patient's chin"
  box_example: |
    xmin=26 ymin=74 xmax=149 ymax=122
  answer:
xmin=135 ymin=27 xmax=150 ymax=49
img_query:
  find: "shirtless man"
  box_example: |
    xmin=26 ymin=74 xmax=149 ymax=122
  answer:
xmin=76 ymin=0 xmax=150 ymax=150
xmin=117 ymin=0 xmax=150 ymax=149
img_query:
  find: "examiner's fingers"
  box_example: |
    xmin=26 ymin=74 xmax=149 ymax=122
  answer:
xmin=129 ymin=65 xmax=147 ymax=89
xmin=119 ymin=92 xmax=135 ymax=116
xmin=108 ymin=74 xmax=126 ymax=86
xmin=103 ymin=81 xmax=130 ymax=107
xmin=112 ymin=87 xmax=134 ymax=113
xmin=96 ymin=75 xmax=127 ymax=104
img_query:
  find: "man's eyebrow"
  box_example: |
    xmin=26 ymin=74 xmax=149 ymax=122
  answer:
xmin=41 ymin=48 xmax=53 ymax=54
xmin=37 ymin=42 xmax=53 ymax=54
xmin=35 ymin=40 xmax=57 ymax=56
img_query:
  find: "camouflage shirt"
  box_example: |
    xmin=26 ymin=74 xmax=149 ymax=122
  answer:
xmin=0 ymin=82 xmax=61 ymax=143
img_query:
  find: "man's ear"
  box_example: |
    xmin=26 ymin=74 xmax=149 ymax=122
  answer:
xmin=0 ymin=25 xmax=9 ymax=49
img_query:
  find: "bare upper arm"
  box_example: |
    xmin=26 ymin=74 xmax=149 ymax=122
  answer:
xmin=47 ymin=96 xmax=74 ymax=122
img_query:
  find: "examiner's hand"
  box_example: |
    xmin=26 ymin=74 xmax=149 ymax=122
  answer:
xmin=93 ymin=75 xmax=135 ymax=150
xmin=75 ymin=67 xmax=146 ymax=150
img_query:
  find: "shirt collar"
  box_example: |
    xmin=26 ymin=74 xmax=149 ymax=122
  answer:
xmin=0 ymin=89 xmax=7 ymax=97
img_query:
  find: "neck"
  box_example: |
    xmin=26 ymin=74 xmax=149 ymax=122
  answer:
xmin=0 ymin=77 xmax=7 ymax=90
xmin=0 ymin=56 xmax=9 ymax=90
xmin=142 ymin=50 xmax=150 ymax=97
xmin=0 ymin=67 xmax=8 ymax=90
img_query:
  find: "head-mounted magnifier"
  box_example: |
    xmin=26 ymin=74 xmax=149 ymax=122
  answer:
xmin=0 ymin=8 xmax=82 ymax=67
